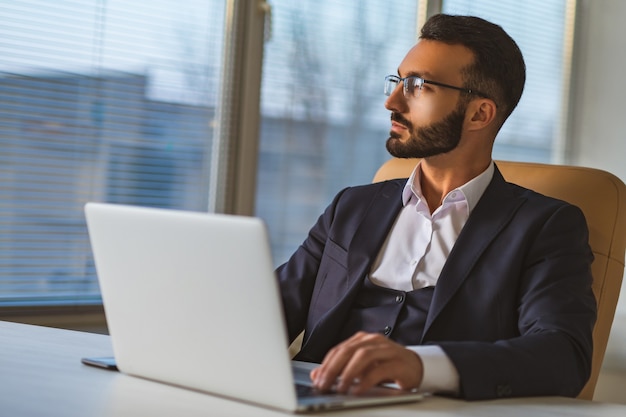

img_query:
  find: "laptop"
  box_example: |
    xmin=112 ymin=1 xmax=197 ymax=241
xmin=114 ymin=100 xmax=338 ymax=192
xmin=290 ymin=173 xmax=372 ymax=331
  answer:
xmin=83 ymin=202 xmax=423 ymax=412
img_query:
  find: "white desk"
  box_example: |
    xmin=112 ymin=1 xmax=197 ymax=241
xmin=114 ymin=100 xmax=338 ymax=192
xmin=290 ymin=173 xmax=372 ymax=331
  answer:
xmin=2 ymin=320 xmax=626 ymax=417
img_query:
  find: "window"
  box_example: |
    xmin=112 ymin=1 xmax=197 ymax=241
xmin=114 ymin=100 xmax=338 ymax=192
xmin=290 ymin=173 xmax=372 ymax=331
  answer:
xmin=442 ymin=0 xmax=573 ymax=162
xmin=255 ymin=0 xmax=575 ymax=265
xmin=0 ymin=0 xmax=577 ymax=308
xmin=255 ymin=0 xmax=421 ymax=264
xmin=0 ymin=0 xmax=224 ymax=306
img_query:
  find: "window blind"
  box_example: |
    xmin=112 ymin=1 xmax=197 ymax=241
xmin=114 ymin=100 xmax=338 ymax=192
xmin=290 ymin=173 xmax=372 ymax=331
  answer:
xmin=255 ymin=0 xmax=574 ymax=266
xmin=0 ymin=0 xmax=225 ymax=306
xmin=442 ymin=0 xmax=571 ymax=162
xmin=255 ymin=0 xmax=421 ymax=264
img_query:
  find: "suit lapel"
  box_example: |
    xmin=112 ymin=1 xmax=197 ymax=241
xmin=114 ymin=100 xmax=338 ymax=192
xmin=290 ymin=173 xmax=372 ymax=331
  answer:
xmin=298 ymin=180 xmax=404 ymax=360
xmin=346 ymin=180 xmax=405 ymax=285
xmin=422 ymin=167 xmax=527 ymax=337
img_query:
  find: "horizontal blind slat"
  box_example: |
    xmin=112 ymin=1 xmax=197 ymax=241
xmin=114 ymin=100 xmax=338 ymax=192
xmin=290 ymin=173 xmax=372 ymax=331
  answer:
xmin=0 ymin=0 xmax=223 ymax=306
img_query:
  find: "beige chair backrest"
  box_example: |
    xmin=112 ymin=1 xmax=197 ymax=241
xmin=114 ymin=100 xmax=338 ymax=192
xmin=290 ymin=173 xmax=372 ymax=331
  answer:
xmin=373 ymin=158 xmax=626 ymax=400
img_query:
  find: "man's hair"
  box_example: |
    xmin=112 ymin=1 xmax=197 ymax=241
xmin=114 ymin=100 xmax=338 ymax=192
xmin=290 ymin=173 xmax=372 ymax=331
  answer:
xmin=420 ymin=14 xmax=526 ymax=128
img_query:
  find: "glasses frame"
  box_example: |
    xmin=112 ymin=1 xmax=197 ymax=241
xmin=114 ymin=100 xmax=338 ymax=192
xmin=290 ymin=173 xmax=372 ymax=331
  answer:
xmin=384 ymin=74 xmax=489 ymax=100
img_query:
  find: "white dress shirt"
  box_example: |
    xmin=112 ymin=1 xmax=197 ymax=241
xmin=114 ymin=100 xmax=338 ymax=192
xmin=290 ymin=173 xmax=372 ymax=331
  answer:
xmin=369 ymin=160 xmax=495 ymax=394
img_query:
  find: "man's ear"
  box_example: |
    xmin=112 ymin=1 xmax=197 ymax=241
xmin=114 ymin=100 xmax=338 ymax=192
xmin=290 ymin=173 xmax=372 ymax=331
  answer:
xmin=465 ymin=99 xmax=498 ymax=131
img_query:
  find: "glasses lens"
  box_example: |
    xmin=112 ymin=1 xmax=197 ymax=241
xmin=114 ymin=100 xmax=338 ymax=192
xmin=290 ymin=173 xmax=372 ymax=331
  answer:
xmin=384 ymin=76 xmax=424 ymax=98
xmin=384 ymin=76 xmax=400 ymax=96
xmin=405 ymin=76 xmax=423 ymax=98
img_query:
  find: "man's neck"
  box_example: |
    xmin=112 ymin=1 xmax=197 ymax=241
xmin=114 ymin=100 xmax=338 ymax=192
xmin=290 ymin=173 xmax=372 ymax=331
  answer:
xmin=419 ymin=157 xmax=491 ymax=213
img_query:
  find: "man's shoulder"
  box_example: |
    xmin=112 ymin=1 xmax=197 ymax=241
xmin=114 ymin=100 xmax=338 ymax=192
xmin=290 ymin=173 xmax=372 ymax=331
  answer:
xmin=488 ymin=167 xmax=572 ymax=208
xmin=477 ymin=171 xmax=585 ymax=227
xmin=346 ymin=177 xmax=407 ymax=193
xmin=503 ymin=179 xmax=573 ymax=209
xmin=493 ymin=178 xmax=588 ymax=230
xmin=336 ymin=178 xmax=406 ymax=201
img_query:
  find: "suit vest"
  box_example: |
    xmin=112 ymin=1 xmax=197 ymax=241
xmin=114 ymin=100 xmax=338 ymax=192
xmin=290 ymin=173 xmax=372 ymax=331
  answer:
xmin=335 ymin=276 xmax=434 ymax=346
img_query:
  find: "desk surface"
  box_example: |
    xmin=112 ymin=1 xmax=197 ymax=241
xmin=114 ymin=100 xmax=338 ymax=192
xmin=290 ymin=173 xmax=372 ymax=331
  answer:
xmin=2 ymin=320 xmax=626 ymax=417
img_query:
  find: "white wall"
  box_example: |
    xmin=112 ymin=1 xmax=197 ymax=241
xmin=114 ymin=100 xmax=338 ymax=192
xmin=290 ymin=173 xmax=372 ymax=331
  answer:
xmin=569 ymin=0 xmax=626 ymax=402
xmin=570 ymin=0 xmax=626 ymax=315
xmin=570 ymin=0 xmax=626 ymax=182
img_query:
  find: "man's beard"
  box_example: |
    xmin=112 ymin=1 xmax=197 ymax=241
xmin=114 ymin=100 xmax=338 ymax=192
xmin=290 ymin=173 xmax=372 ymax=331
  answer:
xmin=386 ymin=102 xmax=467 ymax=158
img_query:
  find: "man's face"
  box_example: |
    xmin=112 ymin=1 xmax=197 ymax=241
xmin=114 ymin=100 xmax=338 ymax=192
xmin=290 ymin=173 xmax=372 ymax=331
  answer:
xmin=384 ymin=40 xmax=475 ymax=159
xmin=386 ymin=98 xmax=468 ymax=158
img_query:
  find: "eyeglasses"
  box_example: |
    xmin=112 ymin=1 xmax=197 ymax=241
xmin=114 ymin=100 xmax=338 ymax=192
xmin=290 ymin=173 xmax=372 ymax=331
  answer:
xmin=384 ymin=74 xmax=487 ymax=99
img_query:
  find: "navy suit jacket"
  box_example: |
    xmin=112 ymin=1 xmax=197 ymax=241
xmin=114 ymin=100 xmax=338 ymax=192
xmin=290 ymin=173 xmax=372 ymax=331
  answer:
xmin=276 ymin=165 xmax=596 ymax=400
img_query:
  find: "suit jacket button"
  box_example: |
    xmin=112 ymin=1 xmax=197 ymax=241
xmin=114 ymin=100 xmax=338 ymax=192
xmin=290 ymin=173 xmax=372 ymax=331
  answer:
xmin=383 ymin=326 xmax=392 ymax=335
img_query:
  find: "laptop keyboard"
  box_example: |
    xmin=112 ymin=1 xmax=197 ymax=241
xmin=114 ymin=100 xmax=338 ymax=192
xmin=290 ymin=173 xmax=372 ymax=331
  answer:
xmin=296 ymin=383 xmax=349 ymax=399
xmin=296 ymin=383 xmax=318 ymax=397
xmin=292 ymin=362 xmax=346 ymax=399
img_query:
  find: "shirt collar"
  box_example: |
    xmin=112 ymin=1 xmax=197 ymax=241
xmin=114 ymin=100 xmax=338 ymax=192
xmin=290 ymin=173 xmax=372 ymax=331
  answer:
xmin=402 ymin=160 xmax=495 ymax=214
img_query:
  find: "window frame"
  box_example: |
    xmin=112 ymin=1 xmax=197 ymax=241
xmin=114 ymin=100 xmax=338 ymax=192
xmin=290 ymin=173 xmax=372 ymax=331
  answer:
xmin=0 ymin=0 xmax=267 ymax=330
xmin=0 ymin=0 xmax=579 ymax=329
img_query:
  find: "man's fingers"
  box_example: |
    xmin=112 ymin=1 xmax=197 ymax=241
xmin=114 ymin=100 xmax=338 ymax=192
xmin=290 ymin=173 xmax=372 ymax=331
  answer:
xmin=335 ymin=339 xmax=407 ymax=392
xmin=312 ymin=333 xmax=424 ymax=394
xmin=312 ymin=332 xmax=377 ymax=391
xmin=349 ymin=351 xmax=423 ymax=394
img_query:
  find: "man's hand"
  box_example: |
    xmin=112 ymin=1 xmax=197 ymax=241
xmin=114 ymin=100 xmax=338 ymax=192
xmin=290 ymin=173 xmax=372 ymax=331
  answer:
xmin=310 ymin=332 xmax=424 ymax=394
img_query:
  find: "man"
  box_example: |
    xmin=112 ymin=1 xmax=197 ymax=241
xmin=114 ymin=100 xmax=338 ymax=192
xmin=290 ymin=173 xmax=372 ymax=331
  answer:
xmin=276 ymin=14 xmax=596 ymax=400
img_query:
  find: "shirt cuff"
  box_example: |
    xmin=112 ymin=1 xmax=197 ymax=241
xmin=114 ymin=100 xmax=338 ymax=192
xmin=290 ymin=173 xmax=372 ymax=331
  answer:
xmin=406 ymin=345 xmax=460 ymax=395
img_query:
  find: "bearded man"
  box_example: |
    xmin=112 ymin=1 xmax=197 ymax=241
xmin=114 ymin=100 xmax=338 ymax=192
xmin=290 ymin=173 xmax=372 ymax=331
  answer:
xmin=275 ymin=14 xmax=596 ymax=400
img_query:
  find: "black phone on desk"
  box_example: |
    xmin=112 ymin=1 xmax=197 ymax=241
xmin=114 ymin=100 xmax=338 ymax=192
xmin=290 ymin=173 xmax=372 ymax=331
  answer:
xmin=81 ymin=356 xmax=118 ymax=371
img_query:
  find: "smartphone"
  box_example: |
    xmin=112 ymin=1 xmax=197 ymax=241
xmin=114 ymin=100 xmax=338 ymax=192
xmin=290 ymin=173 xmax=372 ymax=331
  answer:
xmin=81 ymin=356 xmax=118 ymax=371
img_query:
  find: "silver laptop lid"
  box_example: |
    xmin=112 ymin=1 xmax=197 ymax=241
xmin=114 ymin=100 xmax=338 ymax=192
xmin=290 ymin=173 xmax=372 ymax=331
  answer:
xmin=85 ymin=203 xmax=298 ymax=411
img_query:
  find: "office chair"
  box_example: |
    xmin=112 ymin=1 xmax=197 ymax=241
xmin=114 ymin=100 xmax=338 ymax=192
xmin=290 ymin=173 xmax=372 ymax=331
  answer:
xmin=373 ymin=158 xmax=626 ymax=400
